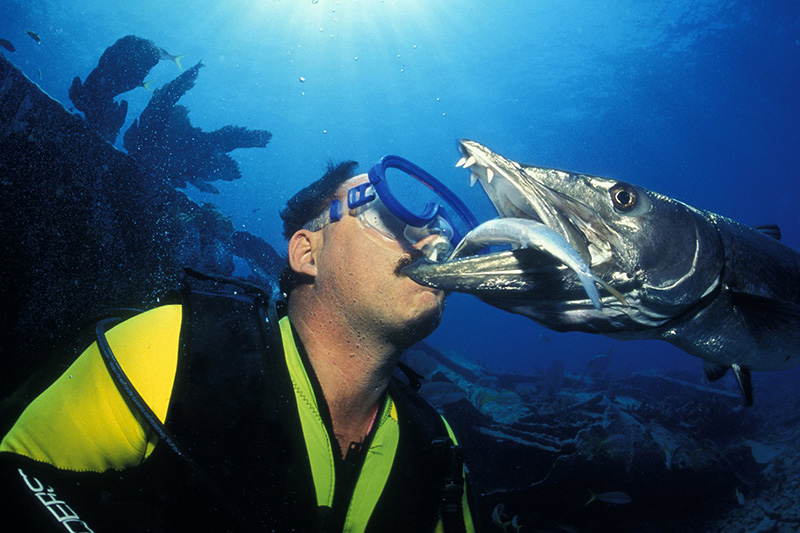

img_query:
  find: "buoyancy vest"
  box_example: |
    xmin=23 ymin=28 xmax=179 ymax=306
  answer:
xmin=0 ymin=275 xmax=475 ymax=532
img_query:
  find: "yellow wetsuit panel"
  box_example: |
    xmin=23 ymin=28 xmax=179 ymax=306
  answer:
xmin=0 ymin=305 xmax=182 ymax=472
xmin=279 ymin=316 xmax=336 ymax=507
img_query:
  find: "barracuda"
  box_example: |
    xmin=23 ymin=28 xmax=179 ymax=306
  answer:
xmin=402 ymin=139 xmax=800 ymax=404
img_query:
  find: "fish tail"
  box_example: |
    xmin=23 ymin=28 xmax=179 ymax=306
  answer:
xmin=594 ymin=276 xmax=629 ymax=306
xmin=577 ymin=272 xmax=603 ymax=310
xmin=584 ymin=490 xmax=597 ymax=506
xmin=172 ymin=54 xmax=187 ymax=70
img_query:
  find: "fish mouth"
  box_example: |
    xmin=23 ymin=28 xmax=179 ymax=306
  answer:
xmin=454 ymin=139 xmax=614 ymax=267
xmin=402 ymin=139 xmax=625 ymax=311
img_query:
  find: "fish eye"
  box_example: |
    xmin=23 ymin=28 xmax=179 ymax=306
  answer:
xmin=610 ymin=183 xmax=638 ymax=212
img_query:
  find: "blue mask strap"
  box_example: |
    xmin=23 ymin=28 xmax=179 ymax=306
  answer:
xmin=328 ymin=198 xmax=343 ymax=222
xmin=346 ymin=182 xmax=376 ymax=209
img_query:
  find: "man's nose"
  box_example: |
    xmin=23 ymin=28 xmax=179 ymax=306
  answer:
xmin=411 ymin=232 xmax=453 ymax=262
xmin=411 ymin=233 xmax=443 ymax=250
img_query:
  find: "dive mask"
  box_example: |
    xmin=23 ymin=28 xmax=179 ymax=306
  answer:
xmin=304 ymin=155 xmax=478 ymax=262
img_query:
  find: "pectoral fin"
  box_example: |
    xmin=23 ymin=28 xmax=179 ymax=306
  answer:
xmin=702 ymin=361 xmax=754 ymax=406
xmin=731 ymin=364 xmax=753 ymax=407
xmin=729 ymin=288 xmax=800 ymax=335
xmin=754 ymin=224 xmax=781 ymax=241
xmin=703 ymin=362 xmax=728 ymax=382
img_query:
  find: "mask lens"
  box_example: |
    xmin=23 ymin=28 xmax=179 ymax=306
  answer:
xmin=381 ymin=166 xmax=471 ymax=245
xmin=383 ymin=167 xmax=440 ymax=220
xmin=355 ymin=195 xmax=407 ymax=241
xmin=402 ymin=215 xmax=453 ymax=244
xmin=355 ymin=196 xmax=455 ymax=261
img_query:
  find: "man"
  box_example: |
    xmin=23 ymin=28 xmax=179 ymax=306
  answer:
xmin=0 ymin=156 xmax=478 ymax=531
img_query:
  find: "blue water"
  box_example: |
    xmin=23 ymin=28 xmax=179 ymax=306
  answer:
xmin=3 ymin=1 xmax=799 ymax=397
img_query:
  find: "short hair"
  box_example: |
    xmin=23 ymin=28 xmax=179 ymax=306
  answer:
xmin=279 ymin=160 xmax=359 ymax=239
xmin=278 ymin=160 xmax=359 ymax=295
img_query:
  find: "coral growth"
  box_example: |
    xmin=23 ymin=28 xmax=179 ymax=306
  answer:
xmin=68 ymin=35 xmax=162 ymax=142
xmin=123 ymin=61 xmax=272 ymax=192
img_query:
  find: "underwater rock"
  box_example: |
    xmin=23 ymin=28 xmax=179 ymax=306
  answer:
xmin=586 ymin=348 xmax=613 ymax=387
xmin=0 ymin=54 xmax=282 ymax=416
xmin=464 ymin=388 xmax=763 ymax=532
xmin=123 ymin=61 xmax=272 ymax=193
xmin=417 ymin=379 xmax=469 ymax=409
xmin=68 ymin=35 xmax=162 ymax=143
xmin=707 ymin=421 xmax=800 ymax=532
xmin=405 ymin=340 xmax=772 ymax=532
xmin=614 ymin=370 xmax=744 ymax=439
xmin=542 ymin=359 xmax=565 ymax=397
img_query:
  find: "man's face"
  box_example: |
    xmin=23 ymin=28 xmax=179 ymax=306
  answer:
xmin=312 ymin=175 xmax=446 ymax=345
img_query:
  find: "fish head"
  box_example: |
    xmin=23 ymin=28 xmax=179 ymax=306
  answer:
xmin=403 ymin=140 xmax=725 ymax=333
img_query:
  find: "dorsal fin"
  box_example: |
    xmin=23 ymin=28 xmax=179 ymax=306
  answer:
xmin=755 ymin=224 xmax=781 ymax=241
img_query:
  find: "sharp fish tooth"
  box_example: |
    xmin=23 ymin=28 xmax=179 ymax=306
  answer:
xmin=464 ymin=155 xmax=477 ymax=168
xmin=455 ymin=156 xmax=467 ymax=168
xmin=486 ymin=167 xmax=494 ymax=183
xmin=470 ymin=172 xmax=479 ymax=187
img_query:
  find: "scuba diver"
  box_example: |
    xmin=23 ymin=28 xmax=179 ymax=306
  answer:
xmin=0 ymin=156 xmax=479 ymax=532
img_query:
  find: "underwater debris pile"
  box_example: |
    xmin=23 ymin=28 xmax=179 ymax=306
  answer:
xmin=0 ymin=54 xmax=282 ymax=410
xmin=406 ymin=342 xmax=776 ymax=532
xmin=710 ymin=425 xmax=800 ymax=532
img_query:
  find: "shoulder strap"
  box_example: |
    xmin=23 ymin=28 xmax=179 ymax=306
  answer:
xmin=372 ymin=378 xmax=469 ymax=533
xmin=93 ymin=268 xmax=277 ymax=468
xmin=163 ymin=275 xmax=317 ymax=531
xmin=431 ymin=436 xmax=467 ymax=533
xmin=94 ymin=316 xmax=191 ymax=462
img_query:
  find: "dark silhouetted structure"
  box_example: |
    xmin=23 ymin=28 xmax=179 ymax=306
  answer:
xmin=124 ymin=61 xmax=272 ymax=193
xmin=69 ymin=35 xmax=162 ymax=142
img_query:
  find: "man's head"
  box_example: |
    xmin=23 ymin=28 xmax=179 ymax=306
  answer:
xmin=279 ymin=161 xmax=359 ymax=296
xmin=280 ymin=161 xmax=447 ymax=347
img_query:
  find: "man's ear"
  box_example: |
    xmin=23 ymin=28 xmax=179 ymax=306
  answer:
xmin=288 ymin=229 xmax=320 ymax=278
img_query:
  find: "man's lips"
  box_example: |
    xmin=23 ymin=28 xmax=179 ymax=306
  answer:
xmin=395 ymin=249 xmax=427 ymax=276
